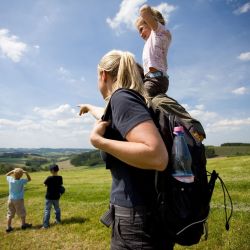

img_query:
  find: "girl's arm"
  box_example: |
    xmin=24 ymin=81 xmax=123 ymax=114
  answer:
xmin=6 ymin=170 xmax=14 ymax=176
xmin=140 ymin=5 xmax=158 ymax=31
xmin=78 ymin=104 xmax=104 ymax=120
xmin=23 ymin=171 xmax=31 ymax=181
xmin=90 ymin=119 xmax=168 ymax=171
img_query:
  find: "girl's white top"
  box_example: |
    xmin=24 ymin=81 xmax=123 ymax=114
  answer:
xmin=142 ymin=23 xmax=171 ymax=75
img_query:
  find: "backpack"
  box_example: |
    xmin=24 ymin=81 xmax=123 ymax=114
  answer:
xmin=59 ymin=185 xmax=65 ymax=195
xmin=150 ymin=94 xmax=233 ymax=246
xmin=102 ymin=88 xmax=233 ymax=245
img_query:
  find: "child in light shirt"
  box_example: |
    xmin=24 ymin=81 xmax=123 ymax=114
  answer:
xmin=136 ymin=4 xmax=172 ymax=97
xmin=6 ymin=168 xmax=32 ymax=233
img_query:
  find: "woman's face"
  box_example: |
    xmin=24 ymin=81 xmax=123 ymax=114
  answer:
xmin=98 ymin=70 xmax=108 ymax=99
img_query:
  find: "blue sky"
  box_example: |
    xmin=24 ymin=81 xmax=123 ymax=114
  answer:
xmin=0 ymin=0 xmax=250 ymax=148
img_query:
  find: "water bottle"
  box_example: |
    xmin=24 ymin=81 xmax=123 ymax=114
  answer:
xmin=171 ymin=126 xmax=194 ymax=183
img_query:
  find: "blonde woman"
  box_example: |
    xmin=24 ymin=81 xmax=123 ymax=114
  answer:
xmin=80 ymin=50 xmax=174 ymax=249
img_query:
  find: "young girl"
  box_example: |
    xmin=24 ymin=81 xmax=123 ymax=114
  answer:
xmin=136 ymin=4 xmax=172 ymax=97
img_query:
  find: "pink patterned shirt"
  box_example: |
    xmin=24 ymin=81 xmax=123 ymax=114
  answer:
xmin=142 ymin=23 xmax=171 ymax=75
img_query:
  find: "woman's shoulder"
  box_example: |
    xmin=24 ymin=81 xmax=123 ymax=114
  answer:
xmin=111 ymin=88 xmax=144 ymax=103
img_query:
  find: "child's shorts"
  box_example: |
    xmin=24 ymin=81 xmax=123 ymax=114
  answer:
xmin=144 ymin=74 xmax=169 ymax=97
xmin=7 ymin=199 xmax=26 ymax=219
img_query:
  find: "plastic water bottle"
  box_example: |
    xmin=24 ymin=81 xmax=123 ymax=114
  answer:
xmin=171 ymin=126 xmax=194 ymax=183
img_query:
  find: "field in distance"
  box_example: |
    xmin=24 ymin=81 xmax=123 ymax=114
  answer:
xmin=0 ymin=155 xmax=249 ymax=249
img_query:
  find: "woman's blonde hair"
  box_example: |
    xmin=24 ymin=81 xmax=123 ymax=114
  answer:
xmin=98 ymin=50 xmax=147 ymax=98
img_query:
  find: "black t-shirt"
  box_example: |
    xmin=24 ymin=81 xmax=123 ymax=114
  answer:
xmin=103 ymin=88 xmax=156 ymax=208
xmin=44 ymin=175 xmax=63 ymax=200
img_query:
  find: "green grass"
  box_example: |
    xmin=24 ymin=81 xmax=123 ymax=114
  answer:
xmin=0 ymin=156 xmax=250 ymax=249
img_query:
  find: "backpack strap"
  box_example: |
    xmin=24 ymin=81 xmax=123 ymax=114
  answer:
xmin=102 ymin=100 xmax=112 ymax=122
xmin=207 ymin=170 xmax=233 ymax=231
xmin=102 ymin=88 xmax=147 ymax=122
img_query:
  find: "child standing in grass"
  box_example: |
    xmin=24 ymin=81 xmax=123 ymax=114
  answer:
xmin=6 ymin=168 xmax=32 ymax=233
xmin=42 ymin=164 xmax=63 ymax=229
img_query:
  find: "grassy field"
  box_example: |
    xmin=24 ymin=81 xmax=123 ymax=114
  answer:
xmin=0 ymin=156 xmax=249 ymax=250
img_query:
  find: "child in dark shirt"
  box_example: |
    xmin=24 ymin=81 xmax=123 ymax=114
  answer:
xmin=42 ymin=164 xmax=63 ymax=229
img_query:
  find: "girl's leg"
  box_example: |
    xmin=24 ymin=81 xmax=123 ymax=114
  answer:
xmin=6 ymin=217 xmax=13 ymax=232
xmin=6 ymin=199 xmax=15 ymax=231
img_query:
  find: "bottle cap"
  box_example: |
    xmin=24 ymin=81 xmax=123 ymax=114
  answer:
xmin=174 ymin=126 xmax=184 ymax=133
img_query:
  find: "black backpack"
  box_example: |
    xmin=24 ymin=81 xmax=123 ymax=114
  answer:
xmin=59 ymin=185 xmax=65 ymax=195
xmin=102 ymin=88 xmax=233 ymax=245
xmin=150 ymin=94 xmax=233 ymax=246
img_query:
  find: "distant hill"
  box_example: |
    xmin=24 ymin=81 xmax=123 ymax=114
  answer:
xmin=221 ymin=143 xmax=250 ymax=146
xmin=1 ymin=144 xmax=250 ymax=171
xmin=0 ymin=148 xmax=91 ymax=156
xmin=70 ymin=150 xmax=104 ymax=167
xmin=0 ymin=148 xmax=93 ymax=174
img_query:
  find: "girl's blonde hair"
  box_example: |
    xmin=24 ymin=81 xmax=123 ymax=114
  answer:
xmin=98 ymin=50 xmax=147 ymax=99
xmin=135 ymin=7 xmax=165 ymax=27
xmin=14 ymin=168 xmax=23 ymax=179
xmin=151 ymin=8 xmax=165 ymax=25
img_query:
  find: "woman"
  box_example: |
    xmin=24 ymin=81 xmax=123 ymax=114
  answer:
xmin=83 ymin=50 xmax=170 ymax=249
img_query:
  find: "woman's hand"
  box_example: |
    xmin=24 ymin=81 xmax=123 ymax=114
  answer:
xmin=90 ymin=120 xmax=110 ymax=148
xmin=78 ymin=104 xmax=104 ymax=120
xmin=78 ymin=104 xmax=90 ymax=116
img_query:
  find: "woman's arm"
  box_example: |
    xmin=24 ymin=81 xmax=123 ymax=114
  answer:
xmin=90 ymin=119 xmax=168 ymax=171
xmin=78 ymin=104 xmax=104 ymax=120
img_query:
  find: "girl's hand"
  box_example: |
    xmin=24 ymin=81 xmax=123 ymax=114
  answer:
xmin=90 ymin=120 xmax=110 ymax=148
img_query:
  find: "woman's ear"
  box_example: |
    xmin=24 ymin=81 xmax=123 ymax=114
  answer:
xmin=101 ymin=70 xmax=108 ymax=82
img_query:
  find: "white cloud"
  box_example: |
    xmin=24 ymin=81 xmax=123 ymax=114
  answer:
xmin=0 ymin=104 xmax=95 ymax=148
xmin=189 ymin=109 xmax=218 ymax=123
xmin=106 ymin=0 xmax=176 ymax=33
xmin=238 ymin=52 xmax=250 ymax=61
xmin=57 ymin=66 xmax=85 ymax=84
xmin=34 ymin=104 xmax=76 ymax=119
xmin=232 ymin=87 xmax=248 ymax=95
xmin=206 ymin=118 xmax=250 ymax=132
xmin=195 ymin=104 xmax=205 ymax=110
xmin=106 ymin=0 xmax=146 ymax=32
xmin=153 ymin=2 xmax=177 ymax=24
xmin=0 ymin=29 xmax=27 ymax=62
xmin=233 ymin=2 xmax=250 ymax=14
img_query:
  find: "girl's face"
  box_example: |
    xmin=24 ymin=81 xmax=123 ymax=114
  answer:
xmin=137 ymin=20 xmax=151 ymax=41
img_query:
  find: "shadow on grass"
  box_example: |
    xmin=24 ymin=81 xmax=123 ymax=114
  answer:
xmin=0 ymin=193 xmax=8 ymax=199
xmin=9 ymin=217 xmax=89 ymax=232
xmin=61 ymin=216 xmax=89 ymax=225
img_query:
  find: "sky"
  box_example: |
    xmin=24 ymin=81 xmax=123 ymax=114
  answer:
xmin=0 ymin=0 xmax=250 ymax=148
